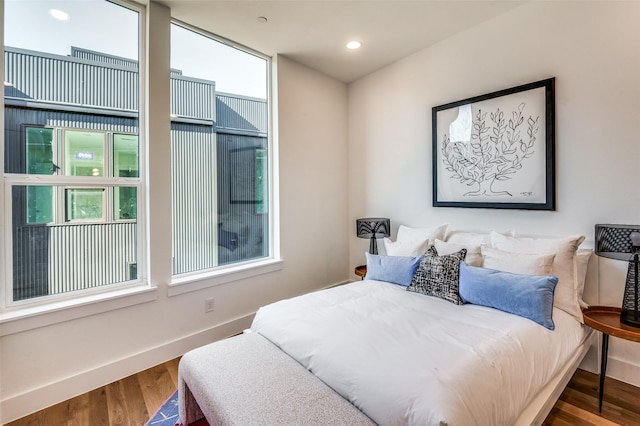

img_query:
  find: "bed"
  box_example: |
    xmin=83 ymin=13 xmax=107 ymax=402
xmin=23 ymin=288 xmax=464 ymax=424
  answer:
xmin=179 ymin=226 xmax=596 ymax=425
xmin=251 ymin=279 xmax=593 ymax=425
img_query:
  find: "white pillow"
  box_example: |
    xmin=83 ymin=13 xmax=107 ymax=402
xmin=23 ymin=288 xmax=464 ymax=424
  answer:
xmin=445 ymin=229 xmax=514 ymax=247
xmin=481 ymin=246 xmax=555 ymax=275
xmin=435 ymin=239 xmax=483 ymax=267
xmin=384 ymin=224 xmax=448 ymax=256
xmin=396 ymin=224 xmax=448 ymax=244
xmin=383 ymin=238 xmax=429 ymax=256
xmin=575 ymin=249 xmax=592 ymax=309
xmin=490 ymin=232 xmax=586 ymax=322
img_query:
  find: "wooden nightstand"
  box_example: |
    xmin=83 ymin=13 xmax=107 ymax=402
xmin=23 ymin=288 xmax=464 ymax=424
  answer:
xmin=354 ymin=265 xmax=367 ymax=280
xmin=582 ymin=306 xmax=640 ymax=412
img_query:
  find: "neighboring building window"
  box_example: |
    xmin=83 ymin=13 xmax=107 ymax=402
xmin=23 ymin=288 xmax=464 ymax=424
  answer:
xmin=25 ymin=127 xmax=54 ymax=224
xmin=22 ymin=127 xmax=138 ymax=224
xmin=3 ymin=0 xmax=142 ymax=304
xmin=170 ymin=23 xmax=270 ymax=276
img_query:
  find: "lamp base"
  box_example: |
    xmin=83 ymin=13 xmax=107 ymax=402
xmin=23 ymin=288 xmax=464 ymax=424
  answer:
xmin=620 ymin=309 xmax=640 ymax=328
xmin=369 ymin=237 xmax=379 ymax=255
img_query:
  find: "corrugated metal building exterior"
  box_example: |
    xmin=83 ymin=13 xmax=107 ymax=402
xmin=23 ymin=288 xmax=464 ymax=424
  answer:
xmin=4 ymin=46 xmax=268 ymax=301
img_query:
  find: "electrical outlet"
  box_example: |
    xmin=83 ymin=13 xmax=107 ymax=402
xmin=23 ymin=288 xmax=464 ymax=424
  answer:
xmin=205 ymin=297 xmax=215 ymax=313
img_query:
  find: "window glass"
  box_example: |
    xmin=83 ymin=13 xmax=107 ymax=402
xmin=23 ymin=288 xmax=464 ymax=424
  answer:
xmin=114 ymin=133 xmax=139 ymax=177
xmin=26 ymin=127 xmax=54 ymax=175
xmin=170 ymin=23 xmax=270 ymax=275
xmin=115 ymin=186 xmax=137 ymax=220
xmin=12 ymin=184 xmax=138 ymax=302
xmin=114 ymin=134 xmax=138 ymax=220
xmin=27 ymin=186 xmax=54 ymax=224
xmin=255 ymin=149 xmax=268 ymax=215
xmin=66 ymin=188 xmax=105 ymax=221
xmin=25 ymin=127 xmax=55 ymax=223
xmin=4 ymin=0 xmax=142 ymax=303
xmin=65 ymin=130 xmax=105 ymax=177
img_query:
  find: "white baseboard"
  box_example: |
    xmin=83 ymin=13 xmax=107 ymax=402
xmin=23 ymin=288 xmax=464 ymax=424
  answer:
xmin=578 ymin=335 xmax=640 ymax=388
xmin=607 ymin=356 xmax=640 ymax=388
xmin=0 ymin=313 xmax=255 ymax=424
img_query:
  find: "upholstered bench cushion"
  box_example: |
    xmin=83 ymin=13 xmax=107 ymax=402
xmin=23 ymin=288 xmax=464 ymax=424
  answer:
xmin=178 ymin=332 xmax=375 ymax=426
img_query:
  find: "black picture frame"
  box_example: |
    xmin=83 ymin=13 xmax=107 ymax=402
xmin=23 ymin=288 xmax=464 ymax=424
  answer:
xmin=432 ymin=78 xmax=555 ymax=210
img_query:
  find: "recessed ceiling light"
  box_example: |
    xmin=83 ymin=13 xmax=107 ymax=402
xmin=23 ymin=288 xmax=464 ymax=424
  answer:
xmin=257 ymin=16 xmax=268 ymax=23
xmin=346 ymin=41 xmax=362 ymax=50
xmin=49 ymin=8 xmax=70 ymax=21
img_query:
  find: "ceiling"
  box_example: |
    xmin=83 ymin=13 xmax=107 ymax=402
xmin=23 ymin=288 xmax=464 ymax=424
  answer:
xmin=156 ymin=0 xmax=525 ymax=83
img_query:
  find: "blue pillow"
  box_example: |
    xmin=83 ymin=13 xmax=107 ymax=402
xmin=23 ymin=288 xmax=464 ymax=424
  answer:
xmin=365 ymin=252 xmax=422 ymax=286
xmin=458 ymin=262 xmax=558 ymax=330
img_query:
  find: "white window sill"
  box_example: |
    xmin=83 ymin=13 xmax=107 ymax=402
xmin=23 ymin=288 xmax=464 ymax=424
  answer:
xmin=0 ymin=285 xmax=157 ymax=336
xmin=168 ymin=258 xmax=283 ymax=297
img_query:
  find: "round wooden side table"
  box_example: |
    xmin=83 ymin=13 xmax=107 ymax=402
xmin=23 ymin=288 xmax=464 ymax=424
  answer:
xmin=354 ymin=265 xmax=367 ymax=280
xmin=582 ymin=306 xmax=640 ymax=412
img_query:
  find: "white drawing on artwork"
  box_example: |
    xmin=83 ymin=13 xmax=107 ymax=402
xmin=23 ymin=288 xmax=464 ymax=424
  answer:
xmin=441 ymin=102 xmax=539 ymax=197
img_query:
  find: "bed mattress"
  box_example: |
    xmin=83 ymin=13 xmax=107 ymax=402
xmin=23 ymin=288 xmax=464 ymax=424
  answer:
xmin=250 ymin=280 xmax=588 ymax=426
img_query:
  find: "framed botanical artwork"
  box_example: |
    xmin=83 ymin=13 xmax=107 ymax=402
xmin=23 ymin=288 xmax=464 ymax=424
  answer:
xmin=432 ymin=78 xmax=555 ymax=210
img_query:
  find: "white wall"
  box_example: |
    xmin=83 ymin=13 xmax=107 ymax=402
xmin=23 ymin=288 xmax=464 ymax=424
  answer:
xmin=276 ymin=56 xmax=350 ymax=292
xmin=348 ymin=0 xmax=640 ymax=384
xmin=0 ymin=10 xmax=349 ymax=425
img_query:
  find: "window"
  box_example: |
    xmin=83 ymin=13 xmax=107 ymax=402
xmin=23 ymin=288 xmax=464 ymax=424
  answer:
xmin=25 ymin=127 xmax=55 ymax=224
xmin=170 ymin=23 xmax=271 ymax=276
xmin=114 ymin=134 xmax=139 ymax=220
xmin=2 ymin=1 xmax=273 ymax=308
xmin=3 ymin=0 xmax=143 ymax=305
xmin=22 ymin=127 xmax=138 ymax=224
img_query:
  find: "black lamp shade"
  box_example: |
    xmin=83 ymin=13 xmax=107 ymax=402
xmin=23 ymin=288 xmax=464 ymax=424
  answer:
xmin=595 ymin=224 xmax=640 ymax=260
xmin=356 ymin=218 xmax=390 ymax=255
xmin=595 ymin=224 xmax=640 ymax=327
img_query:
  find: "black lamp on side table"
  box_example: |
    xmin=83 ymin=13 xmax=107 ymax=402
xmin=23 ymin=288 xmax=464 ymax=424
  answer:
xmin=355 ymin=218 xmax=390 ymax=280
xmin=588 ymin=224 xmax=640 ymax=413
xmin=595 ymin=224 xmax=640 ymax=327
xmin=356 ymin=217 xmax=390 ymax=255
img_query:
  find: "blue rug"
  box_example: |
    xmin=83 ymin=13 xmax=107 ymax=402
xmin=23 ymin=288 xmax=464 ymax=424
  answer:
xmin=146 ymin=391 xmax=209 ymax=426
xmin=146 ymin=391 xmax=180 ymax=426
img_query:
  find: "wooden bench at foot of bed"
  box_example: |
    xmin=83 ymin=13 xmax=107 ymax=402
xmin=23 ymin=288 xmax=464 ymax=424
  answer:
xmin=178 ymin=332 xmax=375 ymax=426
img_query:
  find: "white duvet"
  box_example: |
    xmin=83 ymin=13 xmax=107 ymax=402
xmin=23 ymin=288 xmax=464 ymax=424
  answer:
xmin=250 ymin=280 xmax=587 ymax=426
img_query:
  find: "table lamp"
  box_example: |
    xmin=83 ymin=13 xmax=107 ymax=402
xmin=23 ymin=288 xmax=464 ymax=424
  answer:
xmin=356 ymin=218 xmax=390 ymax=255
xmin=595 ymin=224 xmax=640 ymax=328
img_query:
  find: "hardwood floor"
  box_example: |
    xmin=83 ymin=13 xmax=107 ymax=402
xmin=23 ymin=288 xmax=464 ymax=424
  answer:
xmin=6 ymin=364 xmax=640 ymax=425
xmin=6 ymin=358 xmax=180 ymax=426
xmin=544 ymin=369 xmax=640 ymax=426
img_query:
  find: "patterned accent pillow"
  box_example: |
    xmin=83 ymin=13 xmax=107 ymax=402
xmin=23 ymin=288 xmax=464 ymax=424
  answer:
xmin=407 ymin=246 xmax=467 ymax=305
